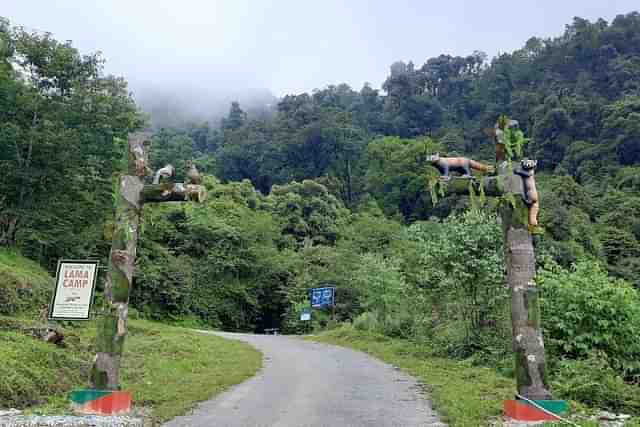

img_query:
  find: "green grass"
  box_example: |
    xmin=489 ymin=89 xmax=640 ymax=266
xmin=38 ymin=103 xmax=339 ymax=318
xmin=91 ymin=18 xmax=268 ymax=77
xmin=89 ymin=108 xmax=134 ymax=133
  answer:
xmin=1 ymin=318 xmax=261 ymax=423
xmin=0 ymin=249 xmax=262 ymax=422
xmin=0 ymin=249 xmax=52 ymax=315
xmin=308 ymin=326 xmax=640 ymax=427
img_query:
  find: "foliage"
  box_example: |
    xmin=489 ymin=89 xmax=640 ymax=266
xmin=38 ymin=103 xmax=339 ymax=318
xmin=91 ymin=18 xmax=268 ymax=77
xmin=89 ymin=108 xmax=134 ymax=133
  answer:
xmin=550 ymin=353 xmax=640 ymax=414
xmin=266 ymin=179 xmax=349 ymax=247
xmin=350 ymin=254 xmax=413 ymax=337
xmin=501 ymin=120 xmax=529 ymax=160
xmin=0 ymin=20 xmax=144 ymax=268
xmin=539 ymin=261 xmax=640 ymax=379
xmin=406 ymin=211 xmax=508 ymax=358
xmin=3 ymin=12 xmax=640 ymax=418
xmin=365 ymin=136 xmax=443 ymax=220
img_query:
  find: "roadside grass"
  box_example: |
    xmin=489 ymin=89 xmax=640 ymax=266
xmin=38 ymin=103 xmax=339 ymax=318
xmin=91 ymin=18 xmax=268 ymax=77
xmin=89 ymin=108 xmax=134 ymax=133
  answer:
xmin=0 ymin=318 xmax=261 ymax=422
xmin=308 ymin=326 xmax=640 ymax=427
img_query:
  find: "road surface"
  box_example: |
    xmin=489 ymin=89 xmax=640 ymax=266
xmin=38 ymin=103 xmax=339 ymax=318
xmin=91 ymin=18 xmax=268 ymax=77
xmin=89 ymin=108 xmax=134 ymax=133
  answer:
xmin=164 ymin=332 xmax=446 ymax=427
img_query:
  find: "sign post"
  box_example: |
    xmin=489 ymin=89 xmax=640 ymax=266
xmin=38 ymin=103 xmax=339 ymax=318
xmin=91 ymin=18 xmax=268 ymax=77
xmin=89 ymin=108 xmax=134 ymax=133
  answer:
xmin=300 ymin=307 xmax=312 ymax=334
xmin=49 ymin=260 xmax=99 ymax=321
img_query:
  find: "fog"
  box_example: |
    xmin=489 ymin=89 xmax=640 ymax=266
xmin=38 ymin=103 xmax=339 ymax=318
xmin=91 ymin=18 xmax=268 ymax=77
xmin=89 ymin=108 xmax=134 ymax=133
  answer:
xmin=4 ymin=0 xmax=639 ymax=126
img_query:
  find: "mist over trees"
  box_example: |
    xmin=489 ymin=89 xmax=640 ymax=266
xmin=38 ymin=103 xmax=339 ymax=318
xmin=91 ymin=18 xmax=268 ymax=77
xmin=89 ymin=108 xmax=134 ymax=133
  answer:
xmin=132 ymin=84 xmax=277 ymax=129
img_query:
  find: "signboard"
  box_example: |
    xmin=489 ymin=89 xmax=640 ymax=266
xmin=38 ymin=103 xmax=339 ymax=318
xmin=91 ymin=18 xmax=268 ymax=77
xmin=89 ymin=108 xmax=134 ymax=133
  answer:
xmin=310 ymin=286 xmax=335 ymax=309
xmin=49 ymin=260 xmax=99 ymax=320
xmin=300 ymin=308 xmax=312 ymax=321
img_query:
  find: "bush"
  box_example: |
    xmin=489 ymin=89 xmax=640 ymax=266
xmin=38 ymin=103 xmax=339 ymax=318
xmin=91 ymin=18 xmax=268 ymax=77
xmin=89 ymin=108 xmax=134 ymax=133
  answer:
xmin=353 ymin=312 xmax=379 ymax=332
xmin=539 ymin=261 xmax=640 ymax=379
xmin=551 ymin=353 xmax=640 ymax=414
xmin=406 ymin=211 xmax=509 ymax=358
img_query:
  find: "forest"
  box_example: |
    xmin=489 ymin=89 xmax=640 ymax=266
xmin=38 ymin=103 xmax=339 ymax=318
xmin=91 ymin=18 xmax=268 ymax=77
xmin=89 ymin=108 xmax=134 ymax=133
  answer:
xmin=1 ymin=13 xmax=640 ymax=414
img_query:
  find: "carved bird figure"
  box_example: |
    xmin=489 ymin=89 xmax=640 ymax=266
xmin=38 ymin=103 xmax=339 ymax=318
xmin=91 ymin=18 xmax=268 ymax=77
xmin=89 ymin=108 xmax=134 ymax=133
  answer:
xmin=153 ymin=164 xmax=175 ymax=184
xmin=186 ymin=161 xmax=202 ymax=185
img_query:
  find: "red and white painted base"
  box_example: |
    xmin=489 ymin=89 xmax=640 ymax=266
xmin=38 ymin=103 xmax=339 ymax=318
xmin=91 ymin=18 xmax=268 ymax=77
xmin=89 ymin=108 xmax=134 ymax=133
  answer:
xmin=504 ymin=399 xmax=568 ymax=422
xmin=70 ymin=390 xmax=132 ymax=415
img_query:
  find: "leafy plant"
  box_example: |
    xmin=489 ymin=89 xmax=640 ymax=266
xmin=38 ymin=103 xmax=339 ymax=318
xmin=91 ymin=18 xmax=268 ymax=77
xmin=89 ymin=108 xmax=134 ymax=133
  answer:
xmin=539 ymin=261 xmax=640 ymax=379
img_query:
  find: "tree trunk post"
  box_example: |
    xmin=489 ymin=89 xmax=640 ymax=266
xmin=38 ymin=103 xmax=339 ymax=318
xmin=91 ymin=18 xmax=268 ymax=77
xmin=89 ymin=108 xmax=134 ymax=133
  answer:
xmin=89 ymin=133 xmax=149 ymax=390
xmin=88 ymin=133 xmax=208 ymax=394
xmin=428 ymin=118 xmax=553 ymax=402
xmin=498 ymin=161 xmax=552 ymax=400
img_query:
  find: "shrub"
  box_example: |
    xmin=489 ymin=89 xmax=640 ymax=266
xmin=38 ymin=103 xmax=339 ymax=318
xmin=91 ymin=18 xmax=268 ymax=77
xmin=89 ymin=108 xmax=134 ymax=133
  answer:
xmin=551 ymin=353 xmax=640 ymax=414
xmin=539 ymin=260 xmax=640 ymax=379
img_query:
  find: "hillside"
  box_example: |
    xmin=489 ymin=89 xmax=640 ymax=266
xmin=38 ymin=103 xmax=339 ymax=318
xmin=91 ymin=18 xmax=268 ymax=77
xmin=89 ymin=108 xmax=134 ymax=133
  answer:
xmin=0 ymin=251 xmax=261 ymax=422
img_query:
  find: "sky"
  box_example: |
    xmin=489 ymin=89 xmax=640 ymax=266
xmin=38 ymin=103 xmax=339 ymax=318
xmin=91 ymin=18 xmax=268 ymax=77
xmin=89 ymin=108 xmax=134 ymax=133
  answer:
xmin=3 ymin=1 xmax=639 ymax=113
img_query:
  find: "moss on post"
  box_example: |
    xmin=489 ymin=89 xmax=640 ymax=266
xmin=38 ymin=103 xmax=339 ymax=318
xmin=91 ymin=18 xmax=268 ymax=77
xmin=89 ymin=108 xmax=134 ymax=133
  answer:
xmin=89 ymin=134 xmax=208 ymax=391
xmin=499 ymin=163 xmax=552 ymax=400
xmin=432 ymin=155 xmax=552 ymax=399
xmin=89 ymin=134 xmax=148 ymax=390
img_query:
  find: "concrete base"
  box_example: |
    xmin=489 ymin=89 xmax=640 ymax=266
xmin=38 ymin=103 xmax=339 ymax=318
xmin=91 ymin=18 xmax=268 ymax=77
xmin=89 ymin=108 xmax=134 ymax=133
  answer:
xmin=70 ymin=390 xmax=132 ymax=415
xmin=504 ymin=399 xmax=568 ymax=421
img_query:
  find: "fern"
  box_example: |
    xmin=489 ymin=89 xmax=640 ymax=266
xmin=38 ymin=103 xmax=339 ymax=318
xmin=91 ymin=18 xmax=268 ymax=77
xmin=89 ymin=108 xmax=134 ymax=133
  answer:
xmin=502 ymin=126 xmax=529 ymax=160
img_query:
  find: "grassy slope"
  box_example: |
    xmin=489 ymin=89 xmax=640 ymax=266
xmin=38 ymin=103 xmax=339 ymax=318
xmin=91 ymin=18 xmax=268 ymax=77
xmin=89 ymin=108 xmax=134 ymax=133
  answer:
xmin=0 ymin=250 xmax=262 ymax=422
xmin=0 ymin=250 xmax=51 ymax=314
xmin=309 ymin=326 xmax=640 ymax=427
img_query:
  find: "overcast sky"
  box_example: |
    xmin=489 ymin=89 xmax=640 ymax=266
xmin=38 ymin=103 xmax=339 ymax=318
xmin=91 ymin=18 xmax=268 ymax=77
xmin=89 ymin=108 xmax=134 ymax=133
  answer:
xmin=4 ymin=1 xmax=639 ymax=99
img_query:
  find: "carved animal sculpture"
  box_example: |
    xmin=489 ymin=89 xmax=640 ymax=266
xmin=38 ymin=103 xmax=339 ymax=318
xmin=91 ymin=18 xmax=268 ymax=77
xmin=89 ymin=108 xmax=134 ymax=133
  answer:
xmin=426 ymin=154 xmax=493 ymax=179
xmin=153 ymin=164 xmax=175 ymax=184
xmin=186 ymin=161 xmax=202 ymax=185
xmin=515 ymin=159 xmax=539 ymax=228
xmin=128 ymin=133 xmax=153 ymax=177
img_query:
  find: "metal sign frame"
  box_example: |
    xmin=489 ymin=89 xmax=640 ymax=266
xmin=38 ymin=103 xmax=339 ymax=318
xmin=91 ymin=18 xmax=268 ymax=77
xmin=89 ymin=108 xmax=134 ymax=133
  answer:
xmin=48 ymin=259 xmax=99 ymax=321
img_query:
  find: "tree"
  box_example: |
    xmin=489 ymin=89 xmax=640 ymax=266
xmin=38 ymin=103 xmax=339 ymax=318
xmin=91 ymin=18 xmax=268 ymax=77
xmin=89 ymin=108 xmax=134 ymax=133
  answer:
xmin=0 ymin=22 xmax=143 ymax=267
xmin=221 ymin=101 xmax=247 ymax=131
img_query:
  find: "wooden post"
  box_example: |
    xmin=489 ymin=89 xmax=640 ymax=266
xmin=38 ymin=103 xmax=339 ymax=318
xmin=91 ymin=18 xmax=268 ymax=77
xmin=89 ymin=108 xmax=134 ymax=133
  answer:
xmin=89 ymin=133 xmax=207 ymax=391
xmin=428 ymin=120 xmax=552 ymax=401
xmin=498 ymin=161 xmax=551 ymax=400
xmin=89 ymin=134 xmax=147 ymax=390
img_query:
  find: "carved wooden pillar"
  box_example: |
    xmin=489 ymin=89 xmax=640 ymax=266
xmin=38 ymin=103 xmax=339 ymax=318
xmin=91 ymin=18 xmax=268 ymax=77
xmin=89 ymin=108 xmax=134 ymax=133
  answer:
xmin=499 ymin=161 xmax=552 ymax=400
xmin=89 ymin=133 xmax=207 ymax=390
xmin=90 ymin=133 xmax=149 ymax=389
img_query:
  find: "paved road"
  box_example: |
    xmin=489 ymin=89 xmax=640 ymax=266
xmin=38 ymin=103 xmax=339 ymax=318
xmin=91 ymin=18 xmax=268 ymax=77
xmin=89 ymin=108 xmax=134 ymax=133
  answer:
xmin=164 ymin=332 xmax=446 ymax=427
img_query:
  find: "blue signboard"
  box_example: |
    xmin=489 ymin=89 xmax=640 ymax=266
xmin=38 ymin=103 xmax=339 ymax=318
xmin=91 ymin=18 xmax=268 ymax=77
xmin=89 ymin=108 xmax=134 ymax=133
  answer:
xmin=310 ymin=287 xmax=335 ymax=308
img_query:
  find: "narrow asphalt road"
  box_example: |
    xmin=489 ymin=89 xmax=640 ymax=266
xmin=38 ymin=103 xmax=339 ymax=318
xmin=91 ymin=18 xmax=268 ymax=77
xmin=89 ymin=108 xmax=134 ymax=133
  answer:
xmin=164 ymin=332 xmax=446 ymax=427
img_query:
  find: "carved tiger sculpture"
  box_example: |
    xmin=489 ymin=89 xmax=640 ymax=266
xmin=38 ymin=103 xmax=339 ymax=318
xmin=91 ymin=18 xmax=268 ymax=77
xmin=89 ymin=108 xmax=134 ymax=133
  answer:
xmin=426 ymin=153 xmax=494 ymax=179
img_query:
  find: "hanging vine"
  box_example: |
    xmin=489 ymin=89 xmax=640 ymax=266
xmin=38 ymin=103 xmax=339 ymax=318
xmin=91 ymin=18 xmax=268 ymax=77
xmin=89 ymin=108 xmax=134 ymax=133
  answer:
xmin=468 ymin=177 xmax=487 ymax=211
xmin=428 ymin=177 xmax=447 ymax=205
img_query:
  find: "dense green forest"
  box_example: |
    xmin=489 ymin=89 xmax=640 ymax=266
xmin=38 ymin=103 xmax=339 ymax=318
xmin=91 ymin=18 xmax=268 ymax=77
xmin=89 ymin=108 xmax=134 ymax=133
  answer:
xmin=1 ymin=13 xmax=640 ymax=413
